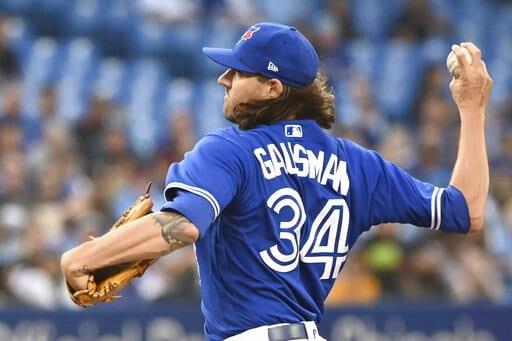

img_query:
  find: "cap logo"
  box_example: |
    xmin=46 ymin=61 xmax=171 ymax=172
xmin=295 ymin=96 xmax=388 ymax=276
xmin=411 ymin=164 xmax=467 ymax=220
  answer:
xmin=267 ymin=62 xmax=279 ymax=72
xmin=240 ymin=26 xmax=260 ymax=40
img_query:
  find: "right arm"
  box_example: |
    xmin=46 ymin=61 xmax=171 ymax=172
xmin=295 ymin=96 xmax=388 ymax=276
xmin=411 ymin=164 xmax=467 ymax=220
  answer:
xmin=61 ymin=211 xmax=199 ymax=291
xmin=62 ymin=132 xmax=243 ymax=292
xmin=363 ymin=43 xmax=492 ymax=235
xmin=448 ymin=42 xmax=493 ymax=233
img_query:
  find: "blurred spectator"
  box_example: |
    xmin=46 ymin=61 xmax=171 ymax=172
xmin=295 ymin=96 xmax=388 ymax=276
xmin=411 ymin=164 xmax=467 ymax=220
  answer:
xmin=0 ymin=0 xmax=510 ymax=309
xmin=135 ymin=246 xmax=200 ymax=302
xmin=327 ymin=0 xmax=356 ymax=40
xmin=74 ymin=95 xmax=125 ymax=175
xmin=0 ymin=80 xmax=22 ymax=121
xmin=378 ymin=124 xmax=417 ymax=170
xmin=0 ymin=151 xmax=27 ymax=203
xmin=363 ymin=226 xmax=405 ymax=298
xmin=166 ymin=109 xmax=196 ymax=159
xmin=0 ymin=16 xmax=18 ymax=80
xmin=400 ymin=239 xmax=450 ymax=299
xmin=326 ymin=251 xmax=381 ymax=306
xmin=392 ymin=0 xmax=452 ymax=41
xmin=0 ymin=80 xmax=40 ymax=147
xmin=39 ymin=86 xmax=57 ymax=121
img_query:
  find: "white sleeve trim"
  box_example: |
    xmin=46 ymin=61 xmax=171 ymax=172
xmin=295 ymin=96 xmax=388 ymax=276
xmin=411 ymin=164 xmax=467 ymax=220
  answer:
xmin=164 ymin=182 xmax=220 ymax=219
xmin=430 ymin=187 xmax=439 ymax=229
xmin=435 ymin=188 xmax=444 ymax=230
xmin=430 ymin=187 xmax=445 ymax=230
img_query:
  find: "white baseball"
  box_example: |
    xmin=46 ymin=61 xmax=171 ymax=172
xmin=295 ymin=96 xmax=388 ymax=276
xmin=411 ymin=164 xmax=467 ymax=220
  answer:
xmin=446 ymin=46 xmax=473 ymax=78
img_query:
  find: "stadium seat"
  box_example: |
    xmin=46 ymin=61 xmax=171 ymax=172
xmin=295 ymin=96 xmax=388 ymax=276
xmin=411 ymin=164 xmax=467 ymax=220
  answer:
xmin=349 ymin=0 xmax=404 ymax=40
xmin=93 ymin=57 xmax=128 ymax=104
xmin=3 ymin=0 xmax=511 ymax=136
xmin=95 ymin=0 xmax=136 ymax=56
xmin=125 ymin=58 xmax=167 ymax=157
xmin=5 ymin=17 xmax=33 ymax=67
xmin=0 ymin=0 xmax=33 ymax=18
xmin=21 ymin=37 xmax=59 ymax=117
xmin=133 ymin=21 xmax=167 ymax=57
xmin=54 ymin=38 xmax=98 ymax=124
xmin=65 ymin=0 xmax=103 ymax=38
xmin=374 ymin=41 xmax=424 ymax=121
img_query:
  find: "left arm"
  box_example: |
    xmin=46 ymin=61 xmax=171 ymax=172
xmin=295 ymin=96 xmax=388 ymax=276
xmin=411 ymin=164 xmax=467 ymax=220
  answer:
xmin=61 ymin=211 xmax=199 ymax=291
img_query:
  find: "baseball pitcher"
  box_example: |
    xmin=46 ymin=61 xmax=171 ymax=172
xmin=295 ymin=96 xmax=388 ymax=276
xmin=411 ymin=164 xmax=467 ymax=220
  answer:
xmin=61 ymin=23 xmax=492 ymax=341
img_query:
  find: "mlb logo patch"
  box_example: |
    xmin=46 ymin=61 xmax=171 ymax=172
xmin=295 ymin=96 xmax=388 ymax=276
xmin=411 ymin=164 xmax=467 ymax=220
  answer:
xmin=285 ymin=125 xmax=303 ymax=138
xmin=240 ymin=26 xmax=260 ymax=40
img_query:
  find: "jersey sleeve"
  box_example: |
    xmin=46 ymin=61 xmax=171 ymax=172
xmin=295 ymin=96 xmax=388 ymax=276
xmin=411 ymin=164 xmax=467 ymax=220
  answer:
xmin=160 ymin=133 xmax=245 ymax=237
xmin=345 ymin=140 xmax=470 ymax=234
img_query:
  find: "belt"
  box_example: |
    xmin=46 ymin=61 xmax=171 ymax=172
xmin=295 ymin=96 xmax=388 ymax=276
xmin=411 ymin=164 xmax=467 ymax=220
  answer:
xmin=268 ymin=322 xmax=308 ymax=341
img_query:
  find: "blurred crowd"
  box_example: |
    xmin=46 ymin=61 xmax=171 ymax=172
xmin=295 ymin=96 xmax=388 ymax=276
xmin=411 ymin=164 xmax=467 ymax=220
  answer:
xmin=0 ymin=0 xmax=511 ymax=310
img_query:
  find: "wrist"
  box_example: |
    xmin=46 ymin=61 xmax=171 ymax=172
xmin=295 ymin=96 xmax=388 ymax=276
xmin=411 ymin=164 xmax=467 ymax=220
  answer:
xmin=61 ymin=249 xmax=89 ymax=277
xmin=458 ymin=105 xmax=486 ymax=117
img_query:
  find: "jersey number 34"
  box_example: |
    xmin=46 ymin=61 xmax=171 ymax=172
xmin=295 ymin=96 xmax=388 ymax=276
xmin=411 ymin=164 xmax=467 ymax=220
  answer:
xmin=260 ymin=175 xmax=350 ymax=280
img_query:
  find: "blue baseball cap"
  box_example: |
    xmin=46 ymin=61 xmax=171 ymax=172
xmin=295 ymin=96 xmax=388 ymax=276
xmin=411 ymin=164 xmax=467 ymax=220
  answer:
xmin=202 ymin=23 xmax=319 ymax=88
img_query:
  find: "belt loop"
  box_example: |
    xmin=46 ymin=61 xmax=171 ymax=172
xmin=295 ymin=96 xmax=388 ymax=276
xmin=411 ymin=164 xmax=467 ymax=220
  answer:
xmin=303 ymin=321 xmax=321 ymax=340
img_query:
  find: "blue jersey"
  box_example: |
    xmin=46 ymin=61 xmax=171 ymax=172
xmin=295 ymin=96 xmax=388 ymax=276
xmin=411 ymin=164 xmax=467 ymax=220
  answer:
xmin=161 ymin=119 xmax=470 ymax=340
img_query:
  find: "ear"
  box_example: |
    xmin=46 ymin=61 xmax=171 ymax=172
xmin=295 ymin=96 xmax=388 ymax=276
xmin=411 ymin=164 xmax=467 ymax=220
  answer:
xmin=267 ymin=78 xmax=284 ymax=99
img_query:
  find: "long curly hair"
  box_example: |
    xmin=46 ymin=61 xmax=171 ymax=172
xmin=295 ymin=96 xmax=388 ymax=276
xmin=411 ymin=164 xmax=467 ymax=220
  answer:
xmin=231 ymin=69 xmax=336 ymax=130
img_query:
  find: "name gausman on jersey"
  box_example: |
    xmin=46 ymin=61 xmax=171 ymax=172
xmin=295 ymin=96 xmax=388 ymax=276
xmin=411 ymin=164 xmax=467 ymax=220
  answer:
xmin=254 ymin=142 xmax=349 ymax=196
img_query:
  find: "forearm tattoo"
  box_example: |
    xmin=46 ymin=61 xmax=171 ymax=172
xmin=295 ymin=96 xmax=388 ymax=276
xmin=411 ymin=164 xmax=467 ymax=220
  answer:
xmin=77 ymin=265 xmax=90 ymax=275
xmin=152 ymin=212 xmax=194 ymax=253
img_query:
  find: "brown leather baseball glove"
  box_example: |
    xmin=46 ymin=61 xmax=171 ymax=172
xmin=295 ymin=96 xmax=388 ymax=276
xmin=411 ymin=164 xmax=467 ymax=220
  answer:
xmin=67 ymin=182 xmax=156 ymax=307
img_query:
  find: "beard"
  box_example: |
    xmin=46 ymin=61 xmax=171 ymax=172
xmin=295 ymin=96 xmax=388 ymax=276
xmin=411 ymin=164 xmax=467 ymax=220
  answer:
xmin=222 ymin=96 xmax=259 ymax=130
xmin=222 ymin=89 xmax=291 ymax=130
xmin=224 ymin=101 xmax=281 ymax=130
xmin=222 ymin=98 xmax=240 ymax=126
xmin=224 ymin=112 xmax=239 ymax=125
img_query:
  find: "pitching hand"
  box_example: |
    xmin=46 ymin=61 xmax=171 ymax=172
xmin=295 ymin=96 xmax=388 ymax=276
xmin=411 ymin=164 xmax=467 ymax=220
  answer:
xmin=449 ymin=42 xmax=493 ymax=114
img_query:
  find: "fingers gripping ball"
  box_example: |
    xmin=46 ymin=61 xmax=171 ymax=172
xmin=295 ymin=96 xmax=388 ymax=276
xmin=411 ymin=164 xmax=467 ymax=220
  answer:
xmin=66 ymin=182 xmax=156 ymax=308
xmin=446 ymin=46 xmax=473 ymax=79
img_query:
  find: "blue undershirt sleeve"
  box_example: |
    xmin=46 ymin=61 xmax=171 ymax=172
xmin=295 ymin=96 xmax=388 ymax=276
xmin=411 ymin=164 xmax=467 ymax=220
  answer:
xmin=438 ymin=185 xmax=471 ymax=233
xmin=161 ymin=189 xmax=215 ymax=234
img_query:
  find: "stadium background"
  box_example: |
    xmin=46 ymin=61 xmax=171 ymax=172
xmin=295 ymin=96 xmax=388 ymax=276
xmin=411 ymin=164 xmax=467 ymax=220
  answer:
xmin=0 ymin=0 xmax=511 ymax=340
